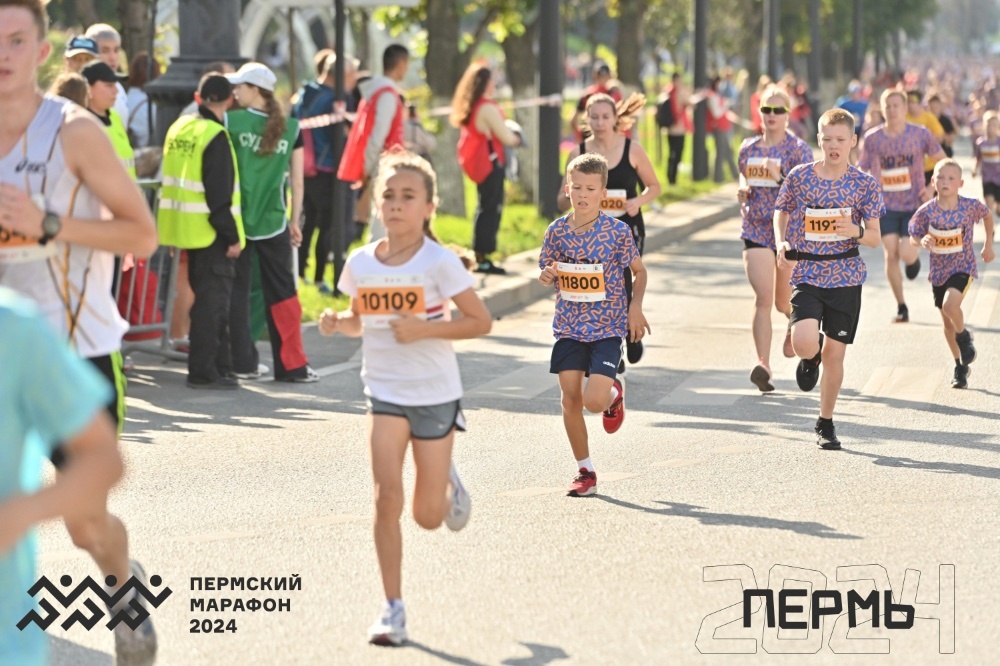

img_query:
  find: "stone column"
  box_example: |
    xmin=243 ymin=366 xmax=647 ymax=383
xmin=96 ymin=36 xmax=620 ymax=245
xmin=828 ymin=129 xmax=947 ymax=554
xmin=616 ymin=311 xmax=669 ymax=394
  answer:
xmin=145 ymin=0 xmax=245 ymax=145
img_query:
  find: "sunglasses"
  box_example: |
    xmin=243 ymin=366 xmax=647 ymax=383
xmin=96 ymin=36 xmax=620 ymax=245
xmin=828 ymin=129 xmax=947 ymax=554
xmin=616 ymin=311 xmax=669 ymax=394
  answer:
xmin=760 ymin=106 xmax=788 ymax=115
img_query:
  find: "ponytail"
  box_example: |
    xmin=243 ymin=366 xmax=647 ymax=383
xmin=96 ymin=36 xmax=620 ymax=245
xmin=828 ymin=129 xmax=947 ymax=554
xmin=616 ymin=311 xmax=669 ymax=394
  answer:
xmin=258 ymin=89 xmax=287 ymax=155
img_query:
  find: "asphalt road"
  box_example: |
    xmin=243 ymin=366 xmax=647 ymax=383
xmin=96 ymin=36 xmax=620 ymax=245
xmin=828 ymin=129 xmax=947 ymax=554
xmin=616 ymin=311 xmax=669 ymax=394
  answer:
xmin=36 ymin=148 xmax=999 ymax=666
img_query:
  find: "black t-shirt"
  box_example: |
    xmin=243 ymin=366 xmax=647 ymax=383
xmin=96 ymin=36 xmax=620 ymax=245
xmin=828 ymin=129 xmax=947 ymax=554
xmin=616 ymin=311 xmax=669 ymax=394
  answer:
xmin=938 ymin=114 xmax=955 ymax=135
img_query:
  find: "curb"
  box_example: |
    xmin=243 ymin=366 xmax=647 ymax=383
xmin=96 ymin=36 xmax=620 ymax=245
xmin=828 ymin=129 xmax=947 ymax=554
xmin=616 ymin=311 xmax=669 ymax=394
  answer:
xmin=475 ymin=183 xmax=742 ymax=317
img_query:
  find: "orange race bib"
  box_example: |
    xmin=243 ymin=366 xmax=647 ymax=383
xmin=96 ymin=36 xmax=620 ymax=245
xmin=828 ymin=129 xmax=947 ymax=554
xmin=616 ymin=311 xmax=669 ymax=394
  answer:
xmin=746 ymin=157 xmax=781 ymax=188
xmin=355 ymin=274 xmax=427 ymax=329
xmin=0 ymin=194 xmax=56 ymax=263
xmin=804 ymin=207 xmax=851 ymax=243
xmin=880 ymin=166 xmax=911 ymax=192
xmin=600 ymin=189 xmax=627 ymax=217
xmin=556 ymin=262 xmax=606 ymax=302
xmin=929 ymin=226 xmax=963 ymax=254
xmin=982 ymin=146 xmax=1000 ymax=164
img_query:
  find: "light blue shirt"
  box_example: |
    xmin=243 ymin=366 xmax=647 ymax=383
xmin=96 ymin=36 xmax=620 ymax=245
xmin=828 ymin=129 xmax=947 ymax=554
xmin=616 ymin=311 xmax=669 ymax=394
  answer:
xmin=0 ymin=288 xmax=111 ymax=666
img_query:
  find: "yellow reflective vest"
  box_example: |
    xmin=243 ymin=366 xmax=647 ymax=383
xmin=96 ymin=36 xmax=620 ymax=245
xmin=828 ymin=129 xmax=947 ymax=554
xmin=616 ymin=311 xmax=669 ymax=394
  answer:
xmin=157 ymin=115 xmax=245 ymax=249
xmin=106 ymin=109 xmax=136 ymax=179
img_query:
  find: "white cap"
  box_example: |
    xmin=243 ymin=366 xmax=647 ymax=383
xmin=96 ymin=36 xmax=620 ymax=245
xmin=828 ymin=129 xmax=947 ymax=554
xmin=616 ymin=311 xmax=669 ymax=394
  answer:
xmin=226 ymin=63 xmax=276 ymax=93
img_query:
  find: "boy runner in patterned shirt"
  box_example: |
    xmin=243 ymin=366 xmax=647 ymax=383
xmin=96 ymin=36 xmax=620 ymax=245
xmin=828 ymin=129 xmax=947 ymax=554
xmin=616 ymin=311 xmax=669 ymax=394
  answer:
xmin=539 ymin=153 xmax=649 ymax=497
xmin=858 ymin=89 xmax=946 ymax=323
xmin=972 ymin=111 xmax=1000 ymax=219
xmin=775 ymin=108 xmax=885 ymax=450
xmin=908 ymin=159 xmax=995 ymax=389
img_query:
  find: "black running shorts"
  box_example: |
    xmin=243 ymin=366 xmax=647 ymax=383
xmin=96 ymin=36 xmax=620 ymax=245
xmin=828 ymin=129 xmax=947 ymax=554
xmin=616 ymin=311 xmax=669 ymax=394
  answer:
xmin=790 ymin=283 xmax=863 ymax=345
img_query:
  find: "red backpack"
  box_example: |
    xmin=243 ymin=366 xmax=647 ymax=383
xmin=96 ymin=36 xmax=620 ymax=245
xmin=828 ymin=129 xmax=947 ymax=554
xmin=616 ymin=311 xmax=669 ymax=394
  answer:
xmin=337 ymin=86 xmax=404 ymax=183
xmin=457 ymin=99 xmax=507 ymax=184
xmin=116 ymin=258 xmax=163 ymax=341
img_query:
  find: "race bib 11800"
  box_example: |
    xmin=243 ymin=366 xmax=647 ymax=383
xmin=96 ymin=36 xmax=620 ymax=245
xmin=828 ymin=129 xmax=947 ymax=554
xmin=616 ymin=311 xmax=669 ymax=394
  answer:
xmin=556 ymin=262 xmax=606 ymax=302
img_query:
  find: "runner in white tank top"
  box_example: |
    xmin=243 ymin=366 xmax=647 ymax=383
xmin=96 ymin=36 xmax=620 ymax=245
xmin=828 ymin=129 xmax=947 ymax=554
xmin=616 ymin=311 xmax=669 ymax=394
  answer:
xmin=0 ymin=4 xmax=159 ymax=663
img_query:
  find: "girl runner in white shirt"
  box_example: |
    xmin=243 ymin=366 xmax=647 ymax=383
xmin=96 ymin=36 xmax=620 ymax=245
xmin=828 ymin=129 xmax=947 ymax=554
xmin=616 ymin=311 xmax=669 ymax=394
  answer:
xmin=319 ymin=151 xmax=492 ymax=647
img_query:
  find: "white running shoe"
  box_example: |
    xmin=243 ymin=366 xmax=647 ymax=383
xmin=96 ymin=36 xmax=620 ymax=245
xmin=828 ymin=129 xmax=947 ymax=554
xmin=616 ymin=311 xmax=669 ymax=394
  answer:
xmin=234 ymin=363 xmax=270 ymax=380
xmin=445 ymin=463 xmax=471 ymax=531
xmin=368 ymin=599 xmax=407 ymax=646
xmin=112 ymin=560 xmax=158 ymax=666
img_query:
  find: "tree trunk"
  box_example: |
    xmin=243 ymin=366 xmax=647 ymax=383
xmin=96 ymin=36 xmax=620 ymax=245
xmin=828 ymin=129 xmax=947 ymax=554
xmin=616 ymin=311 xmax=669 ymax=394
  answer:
xmin=117 ymin=0 xmax=149 ymax=65
xmin=75 ymin=0 xmax=99 ymax=28
xmin=502 ymin=20 xmax=538 ymax=203
xmin=348 ymin=8 xmax=371 ymax=71
xmin=425 ymin=1 xmax=468 ymax=217
xmin=737 ymin=0 xmax=764 ymax=86
xmin=615 ymin=0 xmax=643 ymax=90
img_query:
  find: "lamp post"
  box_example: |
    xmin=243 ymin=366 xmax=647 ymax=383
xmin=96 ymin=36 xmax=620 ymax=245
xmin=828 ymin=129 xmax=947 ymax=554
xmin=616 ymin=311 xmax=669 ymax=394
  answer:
xmin=145 ymin=0 xmax=245 ymax=145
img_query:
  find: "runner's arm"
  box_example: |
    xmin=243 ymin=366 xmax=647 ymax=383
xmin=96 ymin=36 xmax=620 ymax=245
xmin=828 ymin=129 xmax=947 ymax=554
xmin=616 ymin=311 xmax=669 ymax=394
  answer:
xmin=52 ymin=112 xmax=157 ymax=256
xmin=858 ymin=217 xmax=881 ymax=248
xmin=0 ymin=413 xmax=121 ymax=553
xmin=983 ymin=214 xmax=996 ymax=263
xmin=290 ymin=146 xmax=304 ymax=232
xmin=630 ymin=142 xmax=662 ymax=208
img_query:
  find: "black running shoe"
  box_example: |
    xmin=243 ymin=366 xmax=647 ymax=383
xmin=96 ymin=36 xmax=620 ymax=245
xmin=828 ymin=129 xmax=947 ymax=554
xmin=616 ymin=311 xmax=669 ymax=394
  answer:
xmin=795 ymin=334 xmax=823 ymax=392
xmin=815 ymin=419 xmax=841 ymax=450
xmin=956 ymin=329 xmax=977 ymax=366
xmin=894 ymin=304 xmax=909 ymax=323
xmin=618 ymin=358 xmax=626 ymax=375
xmin=951 ymin=363 xmax=970 ymax=389
xmin=905 ymin=258 xmax=921 ymax=280
xmin=626 ymin=338 xmax=644 ymax=364
xmin=750 ymin=365 xmax=775 ymax=392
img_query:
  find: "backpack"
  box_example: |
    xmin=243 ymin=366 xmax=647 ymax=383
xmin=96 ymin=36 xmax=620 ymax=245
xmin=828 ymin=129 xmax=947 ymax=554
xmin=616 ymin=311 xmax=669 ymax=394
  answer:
xmin=302 ymin=127 xmax=318 ymax=178
xmin=337 ymin=86 xmax=404 ymax=183
xmin=655 ymin=94 xmax=675 ymax=128
xmin=116 ymin=258 xmax=163 ymax=341
xmin=457 ymin=100 xmax=506 ymax=184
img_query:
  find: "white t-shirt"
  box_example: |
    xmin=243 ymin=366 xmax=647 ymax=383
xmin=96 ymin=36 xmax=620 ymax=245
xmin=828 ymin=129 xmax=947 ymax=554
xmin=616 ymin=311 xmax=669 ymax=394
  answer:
xmin=338 ymin=239 xmax=475 ymax=406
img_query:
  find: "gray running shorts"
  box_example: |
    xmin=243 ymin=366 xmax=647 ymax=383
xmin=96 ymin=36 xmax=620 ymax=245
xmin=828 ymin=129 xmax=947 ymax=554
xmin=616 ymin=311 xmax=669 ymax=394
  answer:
xmin=367 ymin=397 xmax=467 ymax=440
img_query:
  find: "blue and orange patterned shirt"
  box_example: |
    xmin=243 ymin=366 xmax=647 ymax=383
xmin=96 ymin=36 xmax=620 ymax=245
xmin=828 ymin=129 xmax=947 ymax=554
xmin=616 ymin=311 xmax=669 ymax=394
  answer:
xmin=738 ymin=131 xmax=814 ymax=249
xmin=908 ymin=196 xmax=990 ymax=285
xmin=858 ymin=123 xmax=941 ymax=212
xmin=540 ymin=212 xmax=639 ymax=342
xmin=776 ymin=162 xmax=885 ymax=289
xmin=974 ymin=136 xmax=1000 ymax=185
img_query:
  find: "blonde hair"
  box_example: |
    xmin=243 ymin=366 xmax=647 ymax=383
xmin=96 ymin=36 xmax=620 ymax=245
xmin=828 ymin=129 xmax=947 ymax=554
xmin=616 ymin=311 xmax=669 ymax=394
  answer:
xmin=818 ymin=108 xmax=856 ymax=134
xmin=566 ymin=152 xmax=609 ymax=187
xmin=582 ymin=92 xmax=645 ymax=136
xmin=760 ymin=84 xmax=791 ymax=109
xmin=933 ymin=158 xmax=962 ymax=178
xmin=880 ymin=88 xmax=907 ymax=108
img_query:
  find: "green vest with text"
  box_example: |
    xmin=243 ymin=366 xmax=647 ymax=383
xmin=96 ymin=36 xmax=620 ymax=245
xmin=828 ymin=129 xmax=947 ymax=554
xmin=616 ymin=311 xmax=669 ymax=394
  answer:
xmin=107 ymin=109 xmax=136 ymax=179
xmin=157 ymin=115 xmax=245 ymax=249
xmin=226 ymin=109 xmax=300 ymax=240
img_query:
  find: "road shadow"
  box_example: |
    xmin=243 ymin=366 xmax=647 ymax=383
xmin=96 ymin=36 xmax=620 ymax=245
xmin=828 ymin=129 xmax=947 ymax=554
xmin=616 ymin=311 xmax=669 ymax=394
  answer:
xmin=403 ymin=640 xmax=488 ymax=665
xmin=501 ymin=642 xmax=571 ymax=665
xmin=842 ymin=449 xmax=1000 ymax=480
xmin=596 ymin=497 xmax=862 ymax=540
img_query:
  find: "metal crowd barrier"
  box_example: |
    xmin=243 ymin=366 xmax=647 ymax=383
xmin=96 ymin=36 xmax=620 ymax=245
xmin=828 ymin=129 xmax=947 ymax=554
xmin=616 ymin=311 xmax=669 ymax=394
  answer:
xmin=113 ymin=179 xmax=186 ymax=361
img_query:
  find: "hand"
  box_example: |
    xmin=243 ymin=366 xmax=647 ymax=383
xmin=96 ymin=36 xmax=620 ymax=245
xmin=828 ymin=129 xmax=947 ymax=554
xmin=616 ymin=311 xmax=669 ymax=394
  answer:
xmin=776 ymin=241 xmax=795 ymax=270
xmin=318 ymin=308 xmax=339 ymax=336
xmin=764 ymin=158 xmax=782 ymax=183
xmin=350 ymin=178 xmax=367 ymax=191
xmin=627 ymin=303 xmax=651 ymax=343
xmin=919 ymin=186 xmax=935 ymax=203
xmin=539 ymin=263 xmax=559 ymax=286
xmin=389 ymin=311 xmax=428 ymax=344
xmin=737 ymin=187 xmax=750 ymax=204
xmin=0 ymin=184 xmax=44 ymax=238
xmin=0 ymin=496 xmax=31 ymax=555
xmin=921 ymin=234 xmax=937 ymax=250
xmin=983 ymin=243 xmax=996 ymax=263
xmin=226 ymin=243 xmax=241 ymax=259
xmin=624 ymin=198 xmax=641 ymax=217
xmin=832 ymin=209 xmax=858 ymax=238
xmin=289 ymin=224 xmax=303 ymax=248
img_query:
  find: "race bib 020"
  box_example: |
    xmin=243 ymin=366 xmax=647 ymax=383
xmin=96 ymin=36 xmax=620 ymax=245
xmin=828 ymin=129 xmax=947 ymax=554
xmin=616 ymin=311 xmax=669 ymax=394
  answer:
xmin=600 ymin=189 xmax=627 ymax=217
xmin=556 ymin=262 xmax=606 ymax=302
xmin=746 ymin=157 xmax=781 ymax=188
xmin=355 ymin=274 xmax=427 ymax=329
xmin=804 ymin=207 xmax=851 ymax=243
xmin=881 ymin=166 xmax=911 ymax=192
xmin=929 ymin=226 xmax=963 ymax=254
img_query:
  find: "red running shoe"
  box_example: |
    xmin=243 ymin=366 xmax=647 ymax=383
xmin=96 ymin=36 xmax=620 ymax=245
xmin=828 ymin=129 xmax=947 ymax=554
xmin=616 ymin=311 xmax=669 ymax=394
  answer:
xmin=602 ymin=377 xmax=625 ymax=434
xmin=567 ymin=468 xmax=597 ymax=497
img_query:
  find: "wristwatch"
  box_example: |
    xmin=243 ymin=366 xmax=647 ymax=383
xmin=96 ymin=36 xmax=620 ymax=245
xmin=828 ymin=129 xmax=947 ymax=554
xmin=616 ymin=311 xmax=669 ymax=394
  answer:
xmin=857 ymin=224 xmax=865 ymax=240
xmin=39 ymin=211 xmax=62 ymax=246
